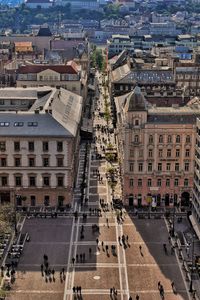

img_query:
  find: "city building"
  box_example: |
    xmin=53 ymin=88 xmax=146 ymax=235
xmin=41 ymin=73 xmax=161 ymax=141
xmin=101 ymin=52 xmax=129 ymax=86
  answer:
xmin=16 ymin=62 xmax=88 ymax=100
xmin=192 ymin=117 xmax=200 ymax=238
xmin=0 ymin=88 xmax=83 ymax=207
xmin=115 ymin=86 xmax=199 ymax=207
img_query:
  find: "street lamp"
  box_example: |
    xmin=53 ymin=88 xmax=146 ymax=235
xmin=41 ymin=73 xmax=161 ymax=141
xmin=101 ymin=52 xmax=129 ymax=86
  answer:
xmin=189 ymin=234 xmax=196 ymax=293
xmin=171 ymin=199 xmax=176 ymax=237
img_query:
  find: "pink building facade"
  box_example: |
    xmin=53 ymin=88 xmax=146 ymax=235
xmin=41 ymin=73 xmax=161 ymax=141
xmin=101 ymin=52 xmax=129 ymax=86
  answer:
xmin=115 ymin=87 xmax=199 ymax=207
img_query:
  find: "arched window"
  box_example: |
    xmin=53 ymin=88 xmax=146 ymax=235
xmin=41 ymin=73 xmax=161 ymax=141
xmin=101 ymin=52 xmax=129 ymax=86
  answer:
xmin=186 ymin=135 xmax=190 ymax=143
xmin=167 ymin=135 xmax=172 ymax=143
xmin=159 ymin=135 xmax=163 ymax=143
xmin=176 ymin=135 xmax=180 ymax=143
xmin=149 ymin=135 xmax=153 ymax=143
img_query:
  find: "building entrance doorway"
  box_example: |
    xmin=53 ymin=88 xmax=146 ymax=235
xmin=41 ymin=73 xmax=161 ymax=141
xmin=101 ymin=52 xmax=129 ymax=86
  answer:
xmin=181 ymin=192 xmax=190 ymax=206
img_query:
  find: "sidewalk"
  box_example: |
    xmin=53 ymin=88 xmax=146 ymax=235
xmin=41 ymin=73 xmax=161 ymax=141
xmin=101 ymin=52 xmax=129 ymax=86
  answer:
xmin=173 ymin=217 xmax=200 ymax=299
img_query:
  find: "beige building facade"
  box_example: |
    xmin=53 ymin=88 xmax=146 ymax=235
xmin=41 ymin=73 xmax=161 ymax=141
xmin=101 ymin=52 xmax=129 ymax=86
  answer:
xmin=115 ymin=87 xmax=199 ymax=207
xmin=0 ymin=88 xmax=83 ymax=208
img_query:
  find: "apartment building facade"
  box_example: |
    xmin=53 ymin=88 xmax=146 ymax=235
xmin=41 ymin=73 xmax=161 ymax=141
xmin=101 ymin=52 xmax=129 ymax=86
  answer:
xmin=0 ymin=88 xmax=83 ymax=207
xmin=115 ymin=87 xmax=198 ymax=207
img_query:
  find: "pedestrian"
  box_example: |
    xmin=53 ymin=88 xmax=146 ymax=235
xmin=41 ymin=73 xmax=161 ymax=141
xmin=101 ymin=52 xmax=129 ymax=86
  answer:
xmin=158 ymin=281 xmax=161 ymax=289
xmin=126 ymin=235 xmax=129 ymax=242
xmin=102 ymin=241 xmax=104 ymax=248
xmin=79 ymin=286 xmax=82 ymax=294
xmin=72 ymin=286 xmax=76 ymax=293
xmin=139 ymin=245 xmax=142 ymax=251
xmin=96 ymin=238 xmax=99 ymax=245
xmin=129 ymin=297 xmax=132 ymax=300
xmin=110 ymin=287 xmax=113 ymax=294
xmin=72 ymin=257 xmax=75 ymax=265
xmin=118 ymin=236 xmax=121 ymax=245
xmin=62 ymin=268 xmax=65 ymax=275
xmin=89 ymin=248 xmax=92 ymax=255
xmin=52 ymin=269 xmax=55 ymax=278
xmin=136 ymin=295 xmax=139 ymax=300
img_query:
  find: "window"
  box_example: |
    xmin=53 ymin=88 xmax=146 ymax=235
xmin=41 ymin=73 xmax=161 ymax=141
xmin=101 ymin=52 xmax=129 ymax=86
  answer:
xmin=174 ymin=178 xmax=179 ymax=186
xmin=184 ymin=178 xmax=189 ymax=187
xmin=29 ymin=176 xmax=36 ymax=187
xmin=147 ymin=178 xmax=152 ymax=187
xmin=186 ymin=135 xmax=190 ymax=143
xmin=43 ymin=157 xmax=49 ymax=167
xmin=0 ymin=158 xmax=6 ymax=167
xmin=159 ymin=135 xmax=163 ymax=143
xmin=185 ymin=149 xmax=190 ymax=157
xmin=43 ymin=176 xmax=50 ymax=186
xmin=166 ymin=163 xmax=171 ymax=171
xmin=43 ymin=141 xmax=49 ymax=152
xmin=175 ymin=163 xmax=179 ymax=172
xmin=129 ymin=179 xmax=134 ymax=187
xmin=185 ymin=162 xmax=189 ymax=172
xmin=15 ymin=176 xmax=22 ymax=187
xmin=129 ymin=163 xmax=134 ymax=172
xmin=1 ymin=176 xmax=8 ymax=186
xmin=139 ymin=149 xmax=143 ymax=157
xmin=28 ymin=141 xmax=34 ymax=151
xmin=14 ymin=141 xmax=20 ymax=151
xmin=176 ymin=135 xmax=180 ymax=143
xmin=138 ymin=179 xmax=142 ymax=187
xmin=148 ymin=149 xmax=153 ymax=158
xmin=158 ymin=163 xmax=162 ymax=171
xmin=158 ymin=149 xmax=163 ymax=158
xmin=29 ymin=157 xmax=35 ymax=167
xmin=176 ymin=149 xmax=180 ymax=157
xmin=167 ymin=135 xmax=172 ymax=143
xmin=130 ymin=149 xmax=134 ymax=157
xmin=148 ymin=163 xmax=152 ymax=172
xmin=57 ymin=141 xmax=63 ymax=152
xmin=138 ymin=163 xmax=143 ymax=172
xmin=135 ymin=119 xmax=139 ymax=126
xmin=149 ymin=135 xmax=153 ymax=143
xmin=157 ymin=178 xmax=162 ymax=187
xmin=167 ymin=149 xmax=171 ymax=157
xmin=14 ymin=122 xmax=23 ymax=127
xmin=0 ymin=142 xmax=6 ymax=151
xmin=44 ymin=195 xmax=49 ymax=206
xmin=57 ymin=176 xmax=64 ymax=187
xmin=15 ymin=157 xmax=21 ymax=167
xmin=30 ymin=195 xmax=36 ymax=206
xmin=166 ymin=178 xmax=170 ymax=187
xmin=134 ymin=135 xmax=139 ymax=143
xmin=57 ymin=157 xmax=64 ymax=167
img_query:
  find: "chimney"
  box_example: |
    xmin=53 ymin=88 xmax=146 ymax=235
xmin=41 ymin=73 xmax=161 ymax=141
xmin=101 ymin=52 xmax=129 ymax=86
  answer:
xmin=34 ymin=110 xmax=39 ymax=114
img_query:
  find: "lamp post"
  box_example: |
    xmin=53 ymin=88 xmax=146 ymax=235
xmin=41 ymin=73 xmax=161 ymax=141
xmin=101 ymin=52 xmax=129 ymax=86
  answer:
xmin=171 ymin=203 xmax=176 ymax=237
xmin=189 ymin=234 xmax=195 ymax=293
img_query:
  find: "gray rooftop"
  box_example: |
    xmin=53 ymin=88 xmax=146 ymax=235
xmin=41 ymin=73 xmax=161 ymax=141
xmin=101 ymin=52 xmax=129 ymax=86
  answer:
xmin=112 ymin=69 xmax=175 ymax=84
xmin=0 ymin=113 xmax=72 ymax=137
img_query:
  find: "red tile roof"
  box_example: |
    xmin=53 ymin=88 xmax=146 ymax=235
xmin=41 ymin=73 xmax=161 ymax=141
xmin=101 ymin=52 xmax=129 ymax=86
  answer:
xmin=18 ymin=64 xmax=78 ymax=74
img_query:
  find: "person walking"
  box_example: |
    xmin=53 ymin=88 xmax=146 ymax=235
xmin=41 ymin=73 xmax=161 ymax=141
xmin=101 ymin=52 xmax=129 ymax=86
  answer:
xmin=72 ymin=257 xmax=75 ymax=265
xmin=136 ymin=295 xmax=139 ymax=300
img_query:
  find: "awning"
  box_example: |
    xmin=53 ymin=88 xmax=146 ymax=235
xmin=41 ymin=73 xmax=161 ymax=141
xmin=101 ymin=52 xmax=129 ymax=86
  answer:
xmin=189 ymin=215 xmax=200 ymax=240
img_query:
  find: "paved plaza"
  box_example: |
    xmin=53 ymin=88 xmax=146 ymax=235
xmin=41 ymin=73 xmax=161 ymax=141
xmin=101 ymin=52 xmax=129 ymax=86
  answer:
xmin=6 ymin=71 xmax=192 ymax=300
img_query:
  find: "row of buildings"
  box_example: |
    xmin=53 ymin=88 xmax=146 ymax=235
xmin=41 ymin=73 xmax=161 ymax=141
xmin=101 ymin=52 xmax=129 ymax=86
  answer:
xmin=108 ymin=50 xmax=200 ymax=237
